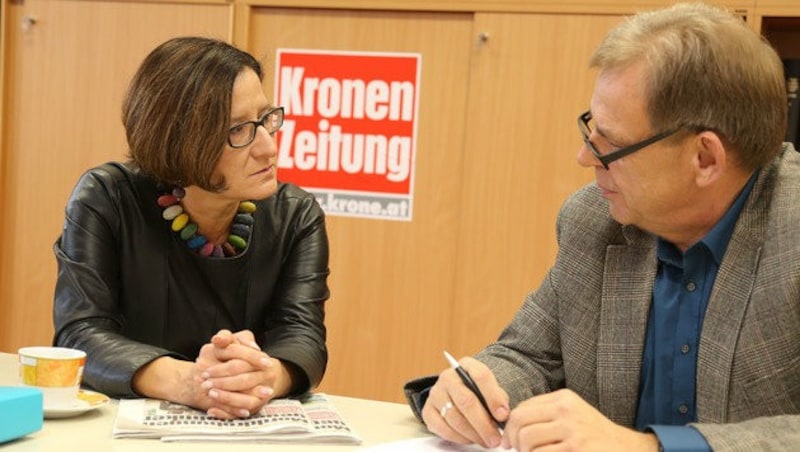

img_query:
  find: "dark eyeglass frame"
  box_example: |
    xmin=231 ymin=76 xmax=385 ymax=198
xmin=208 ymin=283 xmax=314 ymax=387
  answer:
xmin=227 ymin=106 xmax=285 ymax=149
xmin=578 ymin=110 xmax=681 ymax=169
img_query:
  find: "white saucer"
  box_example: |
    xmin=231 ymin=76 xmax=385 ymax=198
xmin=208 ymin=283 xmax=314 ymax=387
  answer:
xmin=44 ymin=389 xmax=110 ymax=419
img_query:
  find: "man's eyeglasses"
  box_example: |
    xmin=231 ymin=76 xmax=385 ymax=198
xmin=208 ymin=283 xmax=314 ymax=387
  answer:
xmin=578 ymin=110 xmax=681 ymax=169
xmin=228 ymin=106 xmax=285 ymax=148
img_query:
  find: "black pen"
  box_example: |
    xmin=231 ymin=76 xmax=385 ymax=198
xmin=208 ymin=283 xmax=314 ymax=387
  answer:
xmin=443 ymin=350 xmax=506 ymax=431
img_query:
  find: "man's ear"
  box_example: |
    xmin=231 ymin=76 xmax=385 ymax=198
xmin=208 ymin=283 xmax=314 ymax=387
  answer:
xmin=692 ymin=131 xmax=727 ymax=188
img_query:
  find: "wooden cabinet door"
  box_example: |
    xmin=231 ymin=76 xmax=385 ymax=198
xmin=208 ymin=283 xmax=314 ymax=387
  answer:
xmin=449 ymin=12 xmax=623 ymax=357
xmin=244 ymin=7 xmax=473 ymax=402
xmin=0 ymin=0 xmax=231 ymax=352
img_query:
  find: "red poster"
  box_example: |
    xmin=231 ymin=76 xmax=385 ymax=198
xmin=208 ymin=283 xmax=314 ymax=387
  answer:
xmin=275 ymin=49 xmax=421 ymax=221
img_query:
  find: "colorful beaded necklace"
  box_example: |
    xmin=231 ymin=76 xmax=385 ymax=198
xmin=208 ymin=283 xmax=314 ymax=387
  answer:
xmin=158 ymin=187 xmax=256 ymax=258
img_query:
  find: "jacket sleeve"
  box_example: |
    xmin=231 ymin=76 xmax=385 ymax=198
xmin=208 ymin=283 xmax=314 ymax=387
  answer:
xmin=52 ymin=166 xmax=178 ymax=398
xmin=260 ymin=192 xmax=330 ymax=394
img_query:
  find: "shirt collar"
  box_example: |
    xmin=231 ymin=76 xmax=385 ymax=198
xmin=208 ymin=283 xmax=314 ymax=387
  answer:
xmin=657 ymin=171 xmax=758 ymax=265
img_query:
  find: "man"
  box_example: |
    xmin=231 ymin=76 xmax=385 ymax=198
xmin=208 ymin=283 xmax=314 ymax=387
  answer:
xmin=405 ymin=3 xmax=800 ymax=451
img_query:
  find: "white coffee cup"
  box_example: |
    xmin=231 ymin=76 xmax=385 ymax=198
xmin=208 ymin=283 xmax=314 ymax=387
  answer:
xmin=18 ymin=346 xmax=86 ymax=409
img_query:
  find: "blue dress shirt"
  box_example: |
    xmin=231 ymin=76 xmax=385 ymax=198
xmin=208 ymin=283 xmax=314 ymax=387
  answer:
xmin=635 ymin=173 xmax=757 ymax=451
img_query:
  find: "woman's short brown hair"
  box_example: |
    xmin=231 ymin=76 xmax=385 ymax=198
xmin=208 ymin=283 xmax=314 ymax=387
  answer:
xmin=123 ymin=36 xmax=263 ymax=191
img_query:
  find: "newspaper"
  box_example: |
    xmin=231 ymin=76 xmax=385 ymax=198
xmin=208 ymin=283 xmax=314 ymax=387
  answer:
xmin=112 ymin=392 xmax=362 ymax=444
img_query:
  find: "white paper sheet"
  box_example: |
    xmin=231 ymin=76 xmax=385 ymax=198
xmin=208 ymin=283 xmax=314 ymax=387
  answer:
xmin=363 ymin=437 xmax=513 ymax=451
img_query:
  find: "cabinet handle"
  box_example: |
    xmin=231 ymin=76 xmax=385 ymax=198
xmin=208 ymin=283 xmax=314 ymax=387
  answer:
xmin=21 ymin=15 xmax=37 ymax=32
xmin=477 ymin=31 xmax=490 ymax=44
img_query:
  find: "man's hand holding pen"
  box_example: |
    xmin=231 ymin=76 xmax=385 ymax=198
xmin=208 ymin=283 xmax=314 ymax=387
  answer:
xmin=422 ymin=355 xmax=510 ymax=449
xmin=424 ymin=352 xmax=661 ymax=451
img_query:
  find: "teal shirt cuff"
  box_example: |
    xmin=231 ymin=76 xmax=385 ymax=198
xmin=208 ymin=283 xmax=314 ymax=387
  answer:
xmin=646 ymin=425 xmax=710 ymax=452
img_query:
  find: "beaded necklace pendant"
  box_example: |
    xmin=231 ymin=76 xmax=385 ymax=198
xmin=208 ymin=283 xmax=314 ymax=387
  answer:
xmin=158 ymin=187 xmax=255 ymax=258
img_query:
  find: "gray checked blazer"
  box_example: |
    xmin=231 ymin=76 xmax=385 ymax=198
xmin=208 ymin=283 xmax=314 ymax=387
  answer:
xmin=475 ymin=145 xmax=800 ymax=450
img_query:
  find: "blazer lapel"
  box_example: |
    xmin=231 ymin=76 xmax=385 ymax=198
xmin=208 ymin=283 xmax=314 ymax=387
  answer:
xmin=696 ymin=236 xmax=760 ymax=422
xmin=597 ymin=227 xmax=657 ymax=425
xmin=696 ymin=171 xmax=769 ymax=422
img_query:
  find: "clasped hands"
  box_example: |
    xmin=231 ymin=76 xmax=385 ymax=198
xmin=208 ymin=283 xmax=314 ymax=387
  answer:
xmin=422 ymin=356 xmax=659 ymax=451
xmin=194 ymin=329 xmax=290 ymax=419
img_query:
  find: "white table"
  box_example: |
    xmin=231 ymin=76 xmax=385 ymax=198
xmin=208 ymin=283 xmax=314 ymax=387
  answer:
xmin=0 ymin=352 xmax=431 ymax=450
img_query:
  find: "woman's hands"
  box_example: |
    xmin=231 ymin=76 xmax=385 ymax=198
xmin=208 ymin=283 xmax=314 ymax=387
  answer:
xmin=196 ymin=329 xmax=294 ymax=419
xmin=132 ymin=329 xmax=297 ymax=419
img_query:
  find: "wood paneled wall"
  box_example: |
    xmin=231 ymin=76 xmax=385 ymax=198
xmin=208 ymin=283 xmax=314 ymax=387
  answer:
xmin=0 ymin=0 xmax=232 ymax=352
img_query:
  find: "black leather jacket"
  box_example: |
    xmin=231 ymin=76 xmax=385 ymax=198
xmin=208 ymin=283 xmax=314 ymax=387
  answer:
xmin=53 ymin=162 xmax=329 ymax=398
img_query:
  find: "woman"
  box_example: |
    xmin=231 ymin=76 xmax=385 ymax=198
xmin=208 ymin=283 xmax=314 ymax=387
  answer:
xmin=52 ymin=36 xmax=329 ymax=419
